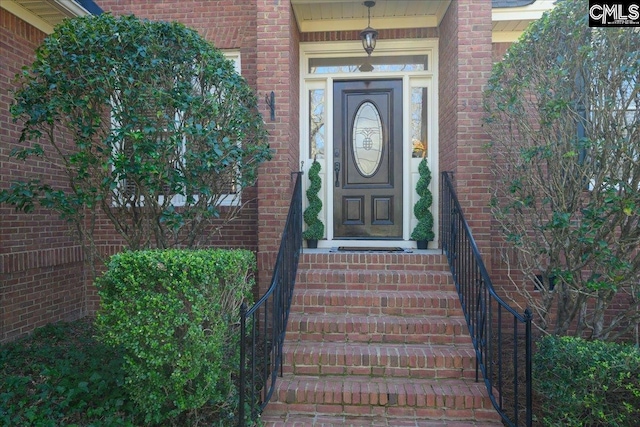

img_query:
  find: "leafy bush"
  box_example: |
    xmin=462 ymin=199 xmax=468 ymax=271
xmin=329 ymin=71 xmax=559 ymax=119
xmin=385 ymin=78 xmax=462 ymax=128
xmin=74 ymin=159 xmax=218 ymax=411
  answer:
xmin=0 ymin=320 xmax=140 ymax=426
xmin=2 ymin=13 xmax=270 ymax=254
xmin=302 ymin=159 xmax=324 ymax=241
xmin=96 ymin=249 xmax=255 ymax=425
xmin=534 ymin=335 xmax=640 ymax=427
xmin=484 ymin=0 xmax=640 ymax=339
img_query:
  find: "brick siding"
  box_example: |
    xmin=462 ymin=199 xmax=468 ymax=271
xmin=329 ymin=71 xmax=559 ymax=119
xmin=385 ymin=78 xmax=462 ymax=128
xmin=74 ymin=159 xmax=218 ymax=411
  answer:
xmin=1 ymin=10 xmax=87 ymax=342
xmin=438 ymin=0 xmax=494 ymax=263
xmin=255 ymin=0 xmax=300 ymax=294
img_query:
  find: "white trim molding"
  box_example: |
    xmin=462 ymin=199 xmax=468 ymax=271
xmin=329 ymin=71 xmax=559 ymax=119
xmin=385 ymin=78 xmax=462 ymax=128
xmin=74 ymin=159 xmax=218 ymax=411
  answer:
xmin=1 ymin=0 xmax=91 ymax=34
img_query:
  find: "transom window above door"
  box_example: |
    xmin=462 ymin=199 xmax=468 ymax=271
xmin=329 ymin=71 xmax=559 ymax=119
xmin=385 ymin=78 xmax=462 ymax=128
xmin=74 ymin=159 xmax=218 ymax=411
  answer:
xmin=309 ymin=54 xmax=428 ymax=74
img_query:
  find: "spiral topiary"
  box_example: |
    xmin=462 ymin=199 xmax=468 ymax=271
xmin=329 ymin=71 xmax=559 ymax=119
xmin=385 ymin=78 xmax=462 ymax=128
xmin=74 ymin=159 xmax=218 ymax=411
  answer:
xmin=411 ymin=158 xmax=435 ymax=242
xmin=302 ymin=159 xmax=324 ymax=241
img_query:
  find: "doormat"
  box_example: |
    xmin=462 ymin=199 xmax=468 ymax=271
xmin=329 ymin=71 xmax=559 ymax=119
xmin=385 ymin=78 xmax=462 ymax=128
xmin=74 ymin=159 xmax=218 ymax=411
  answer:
xmin=334 ymin=246 xmax=411 ymax=253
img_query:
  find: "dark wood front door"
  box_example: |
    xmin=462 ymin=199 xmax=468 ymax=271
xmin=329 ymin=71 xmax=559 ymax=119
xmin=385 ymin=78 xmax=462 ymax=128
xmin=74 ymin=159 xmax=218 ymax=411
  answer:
xmin=333 ymin=79 xmax=403 ymax=239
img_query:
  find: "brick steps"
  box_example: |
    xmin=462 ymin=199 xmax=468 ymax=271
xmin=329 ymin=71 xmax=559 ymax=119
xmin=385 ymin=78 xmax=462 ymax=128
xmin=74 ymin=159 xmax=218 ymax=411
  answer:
xmin=265 ymin=376 xmax=499 ymax=421
xmin=259 ymin=413 xmax=502 ymax=427
xmin=291 ymin=290 xmax=462 ymax=316
xmin=260 ymin=251 xmax=501 ymax=426
xmin=296 ymin=252 xmax=450 ymax=272
xmin=295 ymin=270 xmax=453 ymax=291
xmin=282 ymin=342 xmax=477 ymax=379
xmin=286 ymin=313 xmax=471 ymax=345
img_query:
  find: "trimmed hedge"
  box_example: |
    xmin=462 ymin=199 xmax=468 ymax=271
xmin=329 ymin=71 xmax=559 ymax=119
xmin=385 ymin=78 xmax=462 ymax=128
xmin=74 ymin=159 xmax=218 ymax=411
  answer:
xmin=302 ymin=158 xmax=324 ymax=241
xmin=95 ymin=249 xmax=255 ymax=425
xmin=534 ymin=335 xmax=640 ymax=427
xmin=410 ymin=158 xmax=434 ymax=242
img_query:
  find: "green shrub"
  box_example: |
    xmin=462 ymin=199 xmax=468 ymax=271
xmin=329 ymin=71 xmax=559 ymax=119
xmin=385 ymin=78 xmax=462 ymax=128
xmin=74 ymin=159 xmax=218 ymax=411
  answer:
xmin=95 ymin=249 xmax=255 ymax=425
xmin=302 ymin=159 xmax=324 ymax=241
xmin=534 ymin=335 xmax=640 ymax=427
xmin=411 ymin=158 xmax=434 ymax=242
xmin=2 ymin=13 xmax=270 ymax=252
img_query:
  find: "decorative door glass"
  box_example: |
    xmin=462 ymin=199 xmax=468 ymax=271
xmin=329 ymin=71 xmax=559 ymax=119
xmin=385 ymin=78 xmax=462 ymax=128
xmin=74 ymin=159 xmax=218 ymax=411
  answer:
xmin=352 ymin=102 xmax=383 ymax=177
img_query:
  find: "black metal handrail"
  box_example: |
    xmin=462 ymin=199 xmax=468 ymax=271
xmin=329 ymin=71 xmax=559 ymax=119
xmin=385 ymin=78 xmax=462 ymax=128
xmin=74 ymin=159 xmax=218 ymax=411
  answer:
xmin=440 ymin=171 xmax=533 ymax=427
xmin=238 ymin=171 xmax=303 ymax=427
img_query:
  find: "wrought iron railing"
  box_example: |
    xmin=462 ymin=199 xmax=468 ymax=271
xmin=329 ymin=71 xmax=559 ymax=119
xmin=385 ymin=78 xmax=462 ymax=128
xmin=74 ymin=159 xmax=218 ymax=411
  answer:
xmin=440 ymin=171 xmax=533 ymax=427
xmin=238 ymin=171 xmax=303 ymax=427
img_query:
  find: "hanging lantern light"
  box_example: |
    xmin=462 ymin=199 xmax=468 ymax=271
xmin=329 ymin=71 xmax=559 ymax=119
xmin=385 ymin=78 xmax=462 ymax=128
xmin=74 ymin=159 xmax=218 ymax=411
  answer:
xmin=360 ymin=1 xmax=378 ymax=56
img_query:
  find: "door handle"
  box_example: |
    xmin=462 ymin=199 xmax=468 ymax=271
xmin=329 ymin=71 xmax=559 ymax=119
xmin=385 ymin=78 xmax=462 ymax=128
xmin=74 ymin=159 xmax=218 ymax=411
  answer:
xmin=334 ymin=162 xmax=340 ymax=187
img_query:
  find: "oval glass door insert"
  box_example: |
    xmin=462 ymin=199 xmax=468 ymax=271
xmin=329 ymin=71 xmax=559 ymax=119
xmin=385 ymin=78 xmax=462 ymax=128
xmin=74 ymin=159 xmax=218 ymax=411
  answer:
xmin=352 ymin=102 xmax=383 ymax=177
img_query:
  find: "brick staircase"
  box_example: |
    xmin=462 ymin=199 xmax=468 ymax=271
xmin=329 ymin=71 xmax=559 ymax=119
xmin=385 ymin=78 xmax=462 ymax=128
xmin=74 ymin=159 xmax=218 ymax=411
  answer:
xmin=259 ymin=251 xmax=503 ymax=426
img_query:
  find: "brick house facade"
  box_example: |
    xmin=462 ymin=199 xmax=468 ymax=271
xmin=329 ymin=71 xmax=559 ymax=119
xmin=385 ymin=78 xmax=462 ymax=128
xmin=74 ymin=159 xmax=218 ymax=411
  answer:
xmin=0 ymin=0 xmax=552 ymax=342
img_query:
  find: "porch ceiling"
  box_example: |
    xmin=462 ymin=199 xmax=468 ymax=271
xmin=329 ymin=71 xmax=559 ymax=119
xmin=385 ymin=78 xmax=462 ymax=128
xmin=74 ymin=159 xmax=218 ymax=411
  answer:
xmin=291 ymin=0 xmax=555 ymax=42
xmin=492 ymin=0 xmax=556 ymax=42
xmin=291 ymin=0 xmax=452 ymax=32
xmin=1 ymin=0 xmax=92 ymax=34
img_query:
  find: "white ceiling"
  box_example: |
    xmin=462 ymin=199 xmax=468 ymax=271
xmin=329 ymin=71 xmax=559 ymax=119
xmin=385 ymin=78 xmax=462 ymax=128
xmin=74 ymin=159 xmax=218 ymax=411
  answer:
xmin=291 ymin=0 xmax=452 ymax=32
xmin=291 ymin=0 xmax=555 ymax=42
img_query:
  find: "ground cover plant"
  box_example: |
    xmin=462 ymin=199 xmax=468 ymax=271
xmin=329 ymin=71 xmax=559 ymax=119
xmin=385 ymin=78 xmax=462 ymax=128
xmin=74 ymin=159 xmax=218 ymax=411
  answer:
xmin=0 ymin=319 xmax=140 ymax=426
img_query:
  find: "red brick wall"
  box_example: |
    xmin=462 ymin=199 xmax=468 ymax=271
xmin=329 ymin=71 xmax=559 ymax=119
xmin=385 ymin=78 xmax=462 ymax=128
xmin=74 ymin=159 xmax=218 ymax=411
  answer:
xmin=96 ymin=0 xmax=258 ymax=84
xmin=492 ymin=41 xmax=511 ymax=63
xmin=438 ymin=3 xmax=459 ymax=178
xmin=438 ymin=0 xmax=494 ymax=262
xmin=1 ymin=10 xmax=87 ymax=342
xmin=255 ymin=0 xmax=300 ymax=293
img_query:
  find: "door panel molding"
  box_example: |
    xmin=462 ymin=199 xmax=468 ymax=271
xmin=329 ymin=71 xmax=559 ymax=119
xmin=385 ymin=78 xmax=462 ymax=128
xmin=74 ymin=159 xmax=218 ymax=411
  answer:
xmin=333 ymin=79 xmax=403 ymax=239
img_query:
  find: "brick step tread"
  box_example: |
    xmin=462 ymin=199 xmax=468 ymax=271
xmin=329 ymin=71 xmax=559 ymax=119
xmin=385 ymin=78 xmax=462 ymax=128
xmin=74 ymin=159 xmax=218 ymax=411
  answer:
xmin=269 ymin=376 xmax=498 ymax=415
xmin=260 ymin=413 xmax=503 ymax=427
xmin=282 ymin=342 xmax=477 ymax=379
xmin=296 ymin=269 xmax=453 ymax=292
xmin=286 ymin=313 xmax=471 ymax=345
xmin=291 ymin=289 xmax=461 ymax=316
xmin=298 ymin=252 xmax=449 ymax=272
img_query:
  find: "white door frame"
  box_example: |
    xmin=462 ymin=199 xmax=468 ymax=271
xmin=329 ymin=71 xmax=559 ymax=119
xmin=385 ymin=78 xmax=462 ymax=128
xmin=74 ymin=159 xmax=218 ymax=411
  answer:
xmin=299 ymin=39 xmax=439 ymax=249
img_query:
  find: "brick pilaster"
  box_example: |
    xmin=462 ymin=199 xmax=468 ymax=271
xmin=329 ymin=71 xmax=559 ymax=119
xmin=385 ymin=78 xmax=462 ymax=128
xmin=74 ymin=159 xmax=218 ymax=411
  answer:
xmin=256 ymin=0 xmax=300 ymax=294
xmin=439 ymin=0 xmax=494 ymax=262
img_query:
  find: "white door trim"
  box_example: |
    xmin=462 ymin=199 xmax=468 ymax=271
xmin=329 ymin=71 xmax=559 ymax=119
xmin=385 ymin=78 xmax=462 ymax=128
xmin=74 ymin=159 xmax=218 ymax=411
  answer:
xmin=299 ymin=39 xmax=439 ymax=249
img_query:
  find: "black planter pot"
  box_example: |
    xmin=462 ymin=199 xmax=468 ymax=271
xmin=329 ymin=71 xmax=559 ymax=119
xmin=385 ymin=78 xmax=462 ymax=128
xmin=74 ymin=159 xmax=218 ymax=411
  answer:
xmin=306 ymin=239 xmax=318 ymax=249
xmin=416 ymin=240 xmax=429 ymax=250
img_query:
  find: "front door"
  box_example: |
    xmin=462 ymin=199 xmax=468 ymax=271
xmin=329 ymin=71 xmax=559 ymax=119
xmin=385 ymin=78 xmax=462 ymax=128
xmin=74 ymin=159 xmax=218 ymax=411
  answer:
xmin=333 ymin=79 xmax=403 ymax=239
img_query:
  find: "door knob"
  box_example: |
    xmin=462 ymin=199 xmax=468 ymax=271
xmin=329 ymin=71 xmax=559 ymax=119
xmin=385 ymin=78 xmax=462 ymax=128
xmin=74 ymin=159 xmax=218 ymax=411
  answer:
xmin=334 ymin=162 xmax=340 ymax=187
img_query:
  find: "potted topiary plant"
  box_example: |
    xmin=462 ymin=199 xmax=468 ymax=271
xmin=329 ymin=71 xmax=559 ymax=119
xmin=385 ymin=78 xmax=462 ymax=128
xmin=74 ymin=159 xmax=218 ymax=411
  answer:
xmin=411 ymin=157 xmax=434 ymax=249
xmin=302 ymin=158 xmax=324 ymax=248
